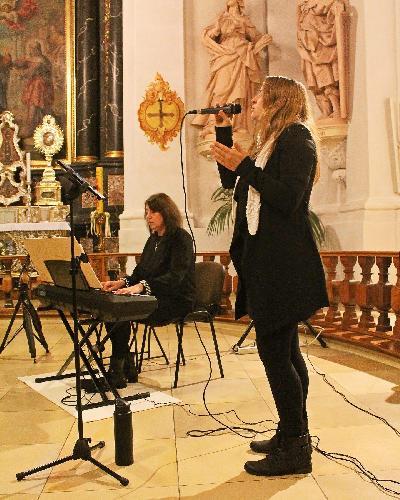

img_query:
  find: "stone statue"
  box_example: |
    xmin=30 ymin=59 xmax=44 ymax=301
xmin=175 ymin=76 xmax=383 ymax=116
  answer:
xmin=297 ymin=0 xmax=348 ymax=121
xmin=192 ymin=0 xmax=272 ymax=142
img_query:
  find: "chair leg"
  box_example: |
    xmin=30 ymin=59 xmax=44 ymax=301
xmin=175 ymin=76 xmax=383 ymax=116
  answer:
xmin=209 ymin=317 xmax=224 ymax=379
xmin=173 ymin=322 xmax=184 ymax=388
xmin=138 ymin=325 xmax=149 ymax=373
xmin=147 ymin=327 xmax=152 ymax=359
xmin=152 ymin=328 xmax=169 ymax=365
xmin=129 ymin=322 xmax=139 ymax=367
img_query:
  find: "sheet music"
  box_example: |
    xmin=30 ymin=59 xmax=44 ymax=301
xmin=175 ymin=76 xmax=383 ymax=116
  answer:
xmin=23 ymin=237 xmax=102 ymax=289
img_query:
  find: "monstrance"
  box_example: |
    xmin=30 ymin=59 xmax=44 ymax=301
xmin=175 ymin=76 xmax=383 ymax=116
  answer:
xmin=33 ymin=115 xmax=64 ymax=206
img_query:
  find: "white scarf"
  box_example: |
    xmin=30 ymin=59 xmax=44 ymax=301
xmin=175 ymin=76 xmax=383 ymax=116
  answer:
xmin=246 ymin=138 xmax=275 ymax=235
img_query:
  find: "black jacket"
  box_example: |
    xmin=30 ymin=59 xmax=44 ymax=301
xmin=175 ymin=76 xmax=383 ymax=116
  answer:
xmin=216 ymin=123 xmax=329 ymax=328
xmin=125 ymin=227 xmax=195 ymax=310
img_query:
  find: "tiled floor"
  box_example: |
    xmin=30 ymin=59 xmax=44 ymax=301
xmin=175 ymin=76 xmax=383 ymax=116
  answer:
xmin=1 ymin=317 xmax=400 ymax=498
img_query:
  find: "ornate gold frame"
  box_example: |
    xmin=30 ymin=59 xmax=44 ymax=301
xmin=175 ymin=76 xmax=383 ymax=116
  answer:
xmin=32 ymin=0 xmax=76 ymax=167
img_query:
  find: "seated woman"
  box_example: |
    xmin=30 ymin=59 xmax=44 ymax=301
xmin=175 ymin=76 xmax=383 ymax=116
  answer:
xmin=102 ymin=193 xmax=195 ymax=388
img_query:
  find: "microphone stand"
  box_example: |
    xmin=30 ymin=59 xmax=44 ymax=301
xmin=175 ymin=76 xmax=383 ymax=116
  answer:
xmin=16 ymin=162 xmax=129 ymax=486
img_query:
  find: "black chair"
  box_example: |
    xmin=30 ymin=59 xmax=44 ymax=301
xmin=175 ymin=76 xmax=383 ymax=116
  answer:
xmin=134 ymin=261 xmax=226 ymax=388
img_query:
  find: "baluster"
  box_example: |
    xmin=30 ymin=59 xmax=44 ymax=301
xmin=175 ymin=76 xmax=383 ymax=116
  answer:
xmin=356 ymin=255 xmax=376 ymax=331
xmin=391 ymin=254 xmax=400 ymax=338
xmin=374 ymin=256 xmax=392 ymax=333
xmin=321 ymin=255 xmax=341 ymax=325
xmin=2 ymin=273 xmax=13 ymax=308
xmin=118 ymin=255 xmax=128 ymax=277
xmin=339 ymin=255 xmax=359 ymax=329
xmin=202 ymin=254 xmax=216 ymax=262
xmin=220 ymin=254 xmax=232 ymax=314
xmin=89 ymin=256 xmax=103 ymax=282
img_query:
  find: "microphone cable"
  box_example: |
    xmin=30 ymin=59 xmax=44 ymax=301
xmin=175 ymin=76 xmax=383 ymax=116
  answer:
xmin=301 ymin=334 xmax=400 ymax=496
xmin=179 ymin=113 xmax=197 ymax=255
xmin=178 ymin=114 xmax=279 ymax=438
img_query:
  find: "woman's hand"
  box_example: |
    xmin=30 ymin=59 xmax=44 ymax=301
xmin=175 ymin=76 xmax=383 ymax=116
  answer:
xmin=101 ymin=279 xmax=124 ymax=292
xmin=215 ymin=110 xmax=232 ymax=127
xmin=211 ymin=141 xmax=247 ymax=171
xmin=113 ymin=283 xmax=144 ymax=296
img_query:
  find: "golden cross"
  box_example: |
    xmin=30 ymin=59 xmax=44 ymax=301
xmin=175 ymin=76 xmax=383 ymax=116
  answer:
xmin=147 ymin=98 xmax=175 ymax=128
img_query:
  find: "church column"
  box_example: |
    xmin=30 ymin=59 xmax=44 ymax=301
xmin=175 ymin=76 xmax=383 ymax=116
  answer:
xmin=75 ymin=0 xmax=100 ymax=162
xmin=331 ymin=0 xmax=400 ymax=250
xmin=99 ymin=0 xmax=123 ymax=161
xmin=120 ymin=0 xmax=189 ymax=252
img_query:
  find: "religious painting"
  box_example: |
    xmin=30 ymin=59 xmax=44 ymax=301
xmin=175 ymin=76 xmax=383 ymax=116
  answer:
xmin=0 ymin=0 xmax=75 ymax=165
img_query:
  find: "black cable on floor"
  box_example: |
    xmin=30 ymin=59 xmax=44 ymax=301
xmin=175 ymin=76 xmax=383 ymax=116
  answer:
xmin=303 ymin=334 xmax=400 ymax=496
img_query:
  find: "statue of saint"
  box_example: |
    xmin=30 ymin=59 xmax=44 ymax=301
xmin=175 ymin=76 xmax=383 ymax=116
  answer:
xmin=192 ymin=0 xmax=272 ymax=141
xmin=297 ymin=0 xmax=347 ymax=121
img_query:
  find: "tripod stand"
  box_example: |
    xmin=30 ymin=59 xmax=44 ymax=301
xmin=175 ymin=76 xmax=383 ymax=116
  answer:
xmin=16 ymin=161 xmax=129 ymax=486
xmin=0 ymin=257 xmax=49 ymax=362
xmin=232 ymin=319 xmax=328 ymax=352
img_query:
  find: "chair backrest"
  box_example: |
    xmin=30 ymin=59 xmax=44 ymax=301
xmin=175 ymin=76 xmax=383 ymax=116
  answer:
xmin=194 ymin=261 xmax=225 ymax=310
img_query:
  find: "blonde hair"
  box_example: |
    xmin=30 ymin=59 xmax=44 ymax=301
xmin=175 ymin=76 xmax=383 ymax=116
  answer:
xmin=250 ymin=76 xmax=319 ymax=164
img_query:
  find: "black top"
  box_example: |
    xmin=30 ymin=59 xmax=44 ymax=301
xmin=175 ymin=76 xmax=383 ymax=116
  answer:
xmin=216 ymin=124 xmax=329 ymax=328
xmin=125 ymin=227 xmax=195 ymax=310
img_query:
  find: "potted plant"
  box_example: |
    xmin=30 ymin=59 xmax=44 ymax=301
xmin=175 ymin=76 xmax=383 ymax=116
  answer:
xmin=207 ymin=187 xmax=326 ymax=247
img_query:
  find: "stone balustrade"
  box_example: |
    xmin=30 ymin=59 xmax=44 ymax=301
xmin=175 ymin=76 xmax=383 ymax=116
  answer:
xmin=2 ymin=251 xmax=400 ymax=358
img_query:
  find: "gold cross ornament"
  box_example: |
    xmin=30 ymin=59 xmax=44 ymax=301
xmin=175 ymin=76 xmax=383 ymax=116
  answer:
xmin=138 ymin=73 xmax=185 ymax=151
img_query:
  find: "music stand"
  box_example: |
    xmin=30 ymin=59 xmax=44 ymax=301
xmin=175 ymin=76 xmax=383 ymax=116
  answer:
xmin=232 ymin=320 xmax=327 ymax=352
xmin=0 ymin=256 xmax=49 ymax=361
xmin=16 ymin=162 xmax=129 ymax=486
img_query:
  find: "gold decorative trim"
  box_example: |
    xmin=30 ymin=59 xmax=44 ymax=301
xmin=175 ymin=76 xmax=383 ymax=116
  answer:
xmin=104 ymin=150 xmax=124 ymax=158
xmin=76 ymin=155 xmax=98 ymax=162
xmin=138 ymin=73 xmax=185 ymax=151
xmin=66 ymin=0 xmax=76 ymax=164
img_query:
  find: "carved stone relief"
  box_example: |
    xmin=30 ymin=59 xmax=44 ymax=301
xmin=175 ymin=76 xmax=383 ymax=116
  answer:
xmin=297 ymin=0 xmax=350 ymax=124
xmin=192 ymin=0 xmax=272 ymax=157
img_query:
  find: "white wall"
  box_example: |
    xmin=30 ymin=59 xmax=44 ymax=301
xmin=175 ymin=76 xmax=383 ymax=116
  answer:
xmin=121 ymin=0 xmax=400 ymax=252
xmin=121 ymin=0 xmax=188 ymax=252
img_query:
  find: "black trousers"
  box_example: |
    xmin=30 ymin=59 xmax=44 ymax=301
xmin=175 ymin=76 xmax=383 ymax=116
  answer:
xmin=106 ymin=298 xmax=192 ymax=358
xmin=253 ymin=319 xmax=309 ymax=438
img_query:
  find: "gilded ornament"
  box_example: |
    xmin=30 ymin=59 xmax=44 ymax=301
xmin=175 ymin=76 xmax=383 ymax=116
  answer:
xmin=33 ymin=115 xmax=64 ymax=206
xmin=138 ymin=73 xmax=185 ymax=151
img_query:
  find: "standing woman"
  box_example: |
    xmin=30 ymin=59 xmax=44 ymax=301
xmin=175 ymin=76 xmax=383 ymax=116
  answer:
xmin=211 ymin=76 xmax=328 ymax=477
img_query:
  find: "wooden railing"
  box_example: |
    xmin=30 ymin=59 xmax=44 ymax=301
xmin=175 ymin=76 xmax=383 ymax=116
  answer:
xmin=1 ymin=251 xmax=400 ymax=359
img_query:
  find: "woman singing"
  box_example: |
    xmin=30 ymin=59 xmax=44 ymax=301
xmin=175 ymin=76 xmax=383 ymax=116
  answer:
xmin=211 ymin=76 xmax=328 ymax=477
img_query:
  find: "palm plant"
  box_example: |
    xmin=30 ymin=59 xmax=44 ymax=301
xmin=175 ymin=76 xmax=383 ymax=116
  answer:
xmin=207 ymin=187 xmax=234 ymax=236
xmin=207 ymin=186 xmax=326 ymax=247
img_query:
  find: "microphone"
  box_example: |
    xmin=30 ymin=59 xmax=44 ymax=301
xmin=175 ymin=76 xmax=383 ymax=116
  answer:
xmin=188 ymin=103 xmax=241 ymax=115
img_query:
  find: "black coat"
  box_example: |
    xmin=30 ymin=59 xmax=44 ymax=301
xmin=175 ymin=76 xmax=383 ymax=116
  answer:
xmin=216 ymin=123 xmax=329 ymax=329
xmin=125 ymin=227 xmax=195 ymax=314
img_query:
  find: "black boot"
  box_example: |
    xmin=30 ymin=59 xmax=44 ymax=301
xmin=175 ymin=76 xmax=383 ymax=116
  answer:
xmin=250 ymin=427 xmax=281 ymax=454
xmin=107 ymin=356 xmax=127 ymax=389
xmin=244 ymin=434 xmax=312 ymax=477
xmin=124 ymin=351 xmax=138 ymax=383
xmin=250 ymin=423 xmax=312 ymax=454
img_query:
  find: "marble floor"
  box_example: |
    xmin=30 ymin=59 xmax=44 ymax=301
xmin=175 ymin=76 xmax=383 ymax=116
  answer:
xmin=1 ymin=316 xmax=400 ymax=499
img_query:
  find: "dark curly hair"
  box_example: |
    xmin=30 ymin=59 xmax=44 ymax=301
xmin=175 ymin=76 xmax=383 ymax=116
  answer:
xmin=145 ymin=193 xmax=183 ymax=234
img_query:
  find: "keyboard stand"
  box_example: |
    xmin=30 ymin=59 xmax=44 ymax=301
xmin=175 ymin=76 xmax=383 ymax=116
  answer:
xmin=35 ymin=308 xmax=113 ymax=406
